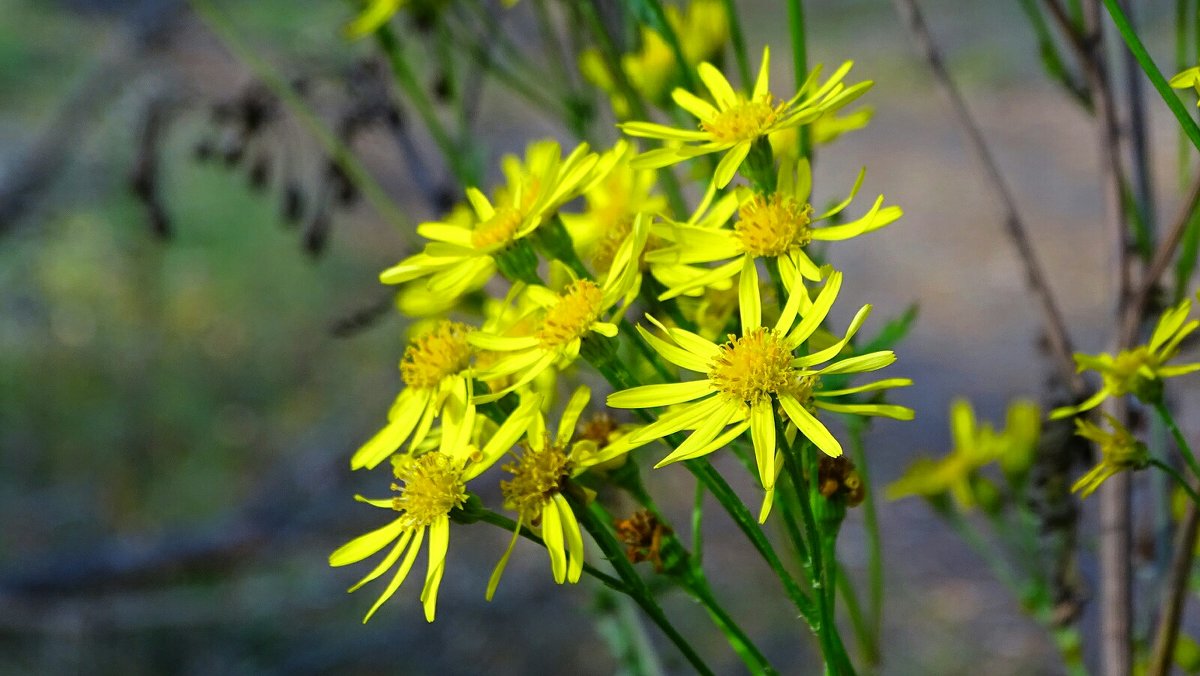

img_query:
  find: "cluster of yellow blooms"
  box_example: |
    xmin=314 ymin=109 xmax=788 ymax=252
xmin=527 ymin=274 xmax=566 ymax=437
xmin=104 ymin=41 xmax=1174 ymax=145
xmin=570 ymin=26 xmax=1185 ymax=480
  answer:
xmin=332 ymin=42 xmax=915 ymax=622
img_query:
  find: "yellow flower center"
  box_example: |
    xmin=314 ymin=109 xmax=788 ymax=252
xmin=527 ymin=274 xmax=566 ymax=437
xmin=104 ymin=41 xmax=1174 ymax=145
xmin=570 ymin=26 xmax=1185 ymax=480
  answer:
xmin=701 ymin=95 xmax=784 ymax=144
xmin=471 ymin=206 xmax=525 ymax=249
xmin=501 ymin=433 xmax=572 ymax=524
xmin=709 ymin=327 xmax=795 ymax=403
xmin=400 ymin=321 xmax=474 ymax=389
xmin=537 ymin=280 xmax=604 ymax=348
xmin=736 ymin=193 xmax=813 ymax=257
xmin=1104 ymin=347 xmax=1157 ymax=395
xmin=391 ymin=452 xmax=468 ymax=530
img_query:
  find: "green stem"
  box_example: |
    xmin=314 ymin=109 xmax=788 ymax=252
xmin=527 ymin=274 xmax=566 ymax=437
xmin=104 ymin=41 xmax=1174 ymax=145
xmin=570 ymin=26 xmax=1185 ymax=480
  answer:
xmin=572 ymin=499 xmax=717 ymax=676
xmin=720 ymin=0 xmax=753 ymax=87
xmin=638 ymin=0 xmax=699 ymax=92
xmin=580 ymin=0 xmax=688 ymax=216
xmin=1154 ymin=400 xmax=1200 ymax=483
xmin=834 ymin=560 xmax=878 ymax=667
xmin=783 ymin=437 xmax=855 ymax=675
xmin=375 ymin=26 xmax=477 ymax=187
xmin=609 ymin=463 xmax=778 ymax=674
xmin=785 ymin=0 xmax=812 ymax=160
xmin=187 ymin=0 xmax=408 ymax=230
xmin=1100 ymin=0 xmax=1200 ymax=152
xmin=679 ymin=570 xmax=779 ymax=675
xmin=1150 ymin=458 xmax=1200 ymax=506
xmin=847 ymin=421 xmax=883 ymax=665
xmin=466 ymin=504 xmax=629 ymax=594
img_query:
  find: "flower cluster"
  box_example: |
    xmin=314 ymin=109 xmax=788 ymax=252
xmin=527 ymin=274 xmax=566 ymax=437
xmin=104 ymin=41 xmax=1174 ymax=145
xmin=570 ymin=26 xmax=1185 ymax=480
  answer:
xmin=332 ymin=41 xmax=911 ymax=622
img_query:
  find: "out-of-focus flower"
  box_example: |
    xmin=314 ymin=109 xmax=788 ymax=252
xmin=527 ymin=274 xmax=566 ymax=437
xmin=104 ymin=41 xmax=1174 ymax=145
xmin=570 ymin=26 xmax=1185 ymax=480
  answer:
xmin=578 ymin=0 xmax=728 ymax=118
xmin=1051 ymin=298 xmax=1200 ymax=419
xmin=887 ymin=399 xmax=1042 ymax=510
xmin=621 ymin=47 xmax=871 ymax=188
xmin=1071 ymin=414 xmax=1147 ymax=498
xmin=380 ymin=140 xmax=609 ymax=302
xmin=1170 ymin=66 xmax=1200 ymax=106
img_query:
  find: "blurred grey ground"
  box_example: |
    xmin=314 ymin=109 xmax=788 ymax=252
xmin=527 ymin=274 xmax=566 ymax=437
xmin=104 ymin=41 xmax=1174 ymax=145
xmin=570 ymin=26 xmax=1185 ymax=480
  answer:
xmin=0 ymin=0 xmax=1192 ymax=673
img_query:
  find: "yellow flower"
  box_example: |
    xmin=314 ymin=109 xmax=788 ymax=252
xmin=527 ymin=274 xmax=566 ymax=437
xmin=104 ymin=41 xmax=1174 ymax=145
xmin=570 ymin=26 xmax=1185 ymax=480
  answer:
xmin=578 ymin=0 xmax=728 ymax=118
xmin=607 ymin=267 xmax=910 ymax=506
xmin=1171 ymin=66 xmax=1200 ymax=106
xmin=1051 ymin=298 xmax=1200 ymax=419
xmin=487 ymin=386 xmax=612 ymax=598
xmin=770 ymin=106 xmax=875 ymax=158
xmin=468 ymin=217 xmax=649 ymax=401
xmin=560 ymin=141 xmax=669 ymax=278
xmin=887 ymin=399 xmax=1041 ymax=510
xmin=330 ymin=396 xmax=541 ymax=622
xmin=351 ymin=320 xmax=475 ymax=471
xmin=646 ymin=156 xmax=901 ymax=298
xmin=1071 ymin=414 xmax=1148 ymax=498
xmin=379 ymin=140 xmax=608 ymax=301
xmin=620 ymin=46 xmax=872 ymax=188
xmin=343 ymin=0 xmax=405 ymax=39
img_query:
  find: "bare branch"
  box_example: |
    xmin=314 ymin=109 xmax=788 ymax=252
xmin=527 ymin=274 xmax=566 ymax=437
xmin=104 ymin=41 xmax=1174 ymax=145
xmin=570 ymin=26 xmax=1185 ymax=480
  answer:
xmin=889 ymin=0 xmax=1085 ymax=397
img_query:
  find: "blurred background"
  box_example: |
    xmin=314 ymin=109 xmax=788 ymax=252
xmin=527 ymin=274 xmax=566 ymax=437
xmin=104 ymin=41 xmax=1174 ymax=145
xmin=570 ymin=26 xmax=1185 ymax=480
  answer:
xmin=0 ymin=0 xmax=1187 ymax=673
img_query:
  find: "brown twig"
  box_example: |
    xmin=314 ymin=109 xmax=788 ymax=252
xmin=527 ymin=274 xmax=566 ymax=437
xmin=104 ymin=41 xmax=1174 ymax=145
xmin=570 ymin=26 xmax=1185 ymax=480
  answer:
xmin=1120 ymin=172 xmax=1200 ymax=346
xmin=1078 ymin=0 xmax=1135 ymax=673
xmin=1147 ymin=492 xmax=1200 ymax=676
xmin=889 ymin=0 xmax=1085 ymax=397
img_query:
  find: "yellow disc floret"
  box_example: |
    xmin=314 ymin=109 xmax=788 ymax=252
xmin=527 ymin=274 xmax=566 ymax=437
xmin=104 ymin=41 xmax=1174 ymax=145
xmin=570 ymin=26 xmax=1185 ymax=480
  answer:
xmin=701 ymin=95 xmax=785 ymax=144
xmin=709 ymin=328 xmax=795 ymax=403
xmin=400 ymin=321 xmax=474 ymax=389
xmin=471 ymin=205 xmax=525 ymax=249
xmin=537 ymin=280 xmax=604 ymax=348
xmin=501 ymin=434 xmax=572 ymax=524
xmin=736 ymin=193 xmax=813 ymax=257
xmin=392 ymin=452 xmax=468 ymax=530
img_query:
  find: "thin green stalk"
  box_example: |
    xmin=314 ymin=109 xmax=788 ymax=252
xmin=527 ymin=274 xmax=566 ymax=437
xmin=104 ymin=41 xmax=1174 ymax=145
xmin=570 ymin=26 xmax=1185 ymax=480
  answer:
xmin=940 ymin=507 xmax=1025 ymax=598
xmin=685 ymin=459 xmax=819 ymax=624
xmin=783 ymin=437 xmax=856 ymax=675
xmin=188 ymin=0 xmax=408 ymax=230
xmin=1017 ymin=0 xmax=1092 ymax=109
xmin=786 ymin=0 xmax=812 ymax=160
xmin=634 ymin=0 xmax=698 ymax=91
xmin=606 ymin=462 xmax=779 ymax=674
xmin=1154 ymin=400 xmax=1200 ymax=483
xmin=572 ymin=499 xmax=717 ymax=676
xmin=1177 ymin=0 xmax=1192 ymax=186
xmin=847 ymin=421 xmax=882 ymax=665
xmin=720 ymin=0 xmax=753 ymax=87
xmin=679 ymin=570 xmax=779 ymax=675
xmin=467 ymin=504 xmax=630 ymax=594
xmin=1100 ymin=0 xmax=1200 ymax=152
xmin=834 ymin=561 xmax=879 ymax=667
xmin=1149 ymin=458 xmax=1200 ymax=506
xmin=375 ymin=26 xmax=477 ymax=187
xmin=579 ymin=0 xmax=688 ymax=216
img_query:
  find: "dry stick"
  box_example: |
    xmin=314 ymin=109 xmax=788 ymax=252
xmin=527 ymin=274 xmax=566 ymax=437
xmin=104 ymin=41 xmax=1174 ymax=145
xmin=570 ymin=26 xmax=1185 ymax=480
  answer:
xmin=1078 ymin=1 xmax=1136 ymax=673
xmin=889 ymin=0 xmax=1086 ymax=397
xmin=1147 ymin=493 xmax=1200 ymax=676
